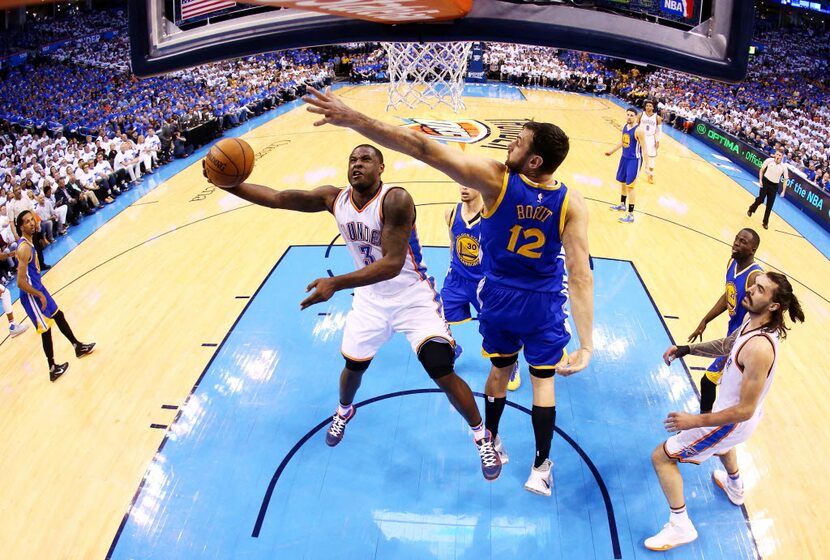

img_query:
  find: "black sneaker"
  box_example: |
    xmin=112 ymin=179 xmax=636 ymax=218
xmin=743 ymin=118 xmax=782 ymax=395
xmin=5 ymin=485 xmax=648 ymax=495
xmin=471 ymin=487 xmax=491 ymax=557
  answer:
xmin=75 ymin=342 xmax=96 ymax=358
xmin=49 ymin=362 xmax=69 ymax=382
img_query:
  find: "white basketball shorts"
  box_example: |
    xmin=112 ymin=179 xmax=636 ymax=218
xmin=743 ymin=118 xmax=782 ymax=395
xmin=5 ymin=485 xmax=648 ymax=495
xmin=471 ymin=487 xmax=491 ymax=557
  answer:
xmin=341 ymin=279 xmax=454 ymax=361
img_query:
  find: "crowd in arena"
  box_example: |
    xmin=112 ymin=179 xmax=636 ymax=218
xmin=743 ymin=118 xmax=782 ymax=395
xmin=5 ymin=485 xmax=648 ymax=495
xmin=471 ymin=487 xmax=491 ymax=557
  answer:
xmin=2 ymin=8 xmax=830 ymax=283
xmin=613 ymin=28 xmax=830 ymax=189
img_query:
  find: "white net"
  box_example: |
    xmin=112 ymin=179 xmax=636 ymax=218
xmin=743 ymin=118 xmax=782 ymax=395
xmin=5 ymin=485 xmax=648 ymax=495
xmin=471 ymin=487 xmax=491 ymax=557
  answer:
xmin=381 ymin=42 xmax=473 ymax=112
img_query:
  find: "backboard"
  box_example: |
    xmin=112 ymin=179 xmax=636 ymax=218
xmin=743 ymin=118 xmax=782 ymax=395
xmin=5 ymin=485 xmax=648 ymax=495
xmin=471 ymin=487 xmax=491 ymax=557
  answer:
xmin=129 ymin=0 xmax=754 ymax=81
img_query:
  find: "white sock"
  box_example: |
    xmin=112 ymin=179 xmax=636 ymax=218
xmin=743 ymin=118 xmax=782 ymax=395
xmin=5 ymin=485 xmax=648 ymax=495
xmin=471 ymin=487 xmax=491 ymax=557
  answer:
xmin=471 ymin=422 xmax=486 ymax=442
xmin=337 ymin=403 xmax=353 ymax=417
xmin=670 ymin=505 xmax=690 ymax=525
xmin=728 ymin=470 xmax=743 ymax=489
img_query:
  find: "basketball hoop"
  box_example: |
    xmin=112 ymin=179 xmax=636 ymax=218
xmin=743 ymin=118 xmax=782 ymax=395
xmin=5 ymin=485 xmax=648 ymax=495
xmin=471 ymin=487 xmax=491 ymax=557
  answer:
xmin=381 ymin=42 xmax=473 ymax=112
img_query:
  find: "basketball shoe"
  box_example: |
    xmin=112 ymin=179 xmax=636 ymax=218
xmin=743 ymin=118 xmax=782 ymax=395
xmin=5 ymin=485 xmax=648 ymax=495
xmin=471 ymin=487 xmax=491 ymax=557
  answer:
xmin=326 ymin=406 xmax=355 ymax=447
xmin=713 ymin=470 xmax=745 ymax=505
xmin=524 ymin=458 xmax=553 ymax=496
xmin=49 ymin=362 xmax=69 ymax=382
xmin=609 ymin=203 xmax=626 ymax=211
xmin=9 ymin=322 xmax=29 ymax=337
xmin=644 ymin=520 xmax=698 ymax=551
xmin=493 ymin=434 xmax=509 ymax=465
xmin=618 ymin=213 xmax=635 ymax=224
xmin=74 ymin=342 xmax=96 ymax=358
xmin=475 ymin=430 xmax=502 ymax=481
xmin=507 ymin=362 xmax=521 ymax=391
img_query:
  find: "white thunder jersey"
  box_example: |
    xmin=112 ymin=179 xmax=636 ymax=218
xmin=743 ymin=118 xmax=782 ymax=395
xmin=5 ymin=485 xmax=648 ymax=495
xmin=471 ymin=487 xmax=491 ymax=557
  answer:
xmin=333 ymin=183 xmax=429 ymax=297
xmin=714 ymin=320 xmax=779 ymax=424
xmin=640 ymin=112 xmax=659 ymax=137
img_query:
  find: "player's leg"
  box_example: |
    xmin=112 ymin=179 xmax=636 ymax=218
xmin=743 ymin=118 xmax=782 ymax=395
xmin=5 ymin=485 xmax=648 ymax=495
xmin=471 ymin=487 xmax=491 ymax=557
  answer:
xmin=645 ymin=136 xmax=656 ymax=182
xmin=440 ymin=270 xmax=473 ymax=360
xmin=712 ymin=448 xmax=745 ymax=505
xmin=327 ymin=296 xmax=391 ymax=447
xmin=618 ymin=176 xmax=637 ymax=223
xmin=1 ymin=285 xmax=29 ymax=337
xmin=399 ymin=282 xmax=501 ymax=480
xmin=49 ymin=309 xmax=95 ymax=357
xmin=610 ymin=160 xmax=628 ymax=211
xmin=645 ymin=443 xmax=697 ymax=550
xmin=700 ymin=356 xmax=724 ymax=413
xmin=519 ymin=295 xmax=571 ymax=495
xmin=40 ymin=328 xmax=68 ymax=382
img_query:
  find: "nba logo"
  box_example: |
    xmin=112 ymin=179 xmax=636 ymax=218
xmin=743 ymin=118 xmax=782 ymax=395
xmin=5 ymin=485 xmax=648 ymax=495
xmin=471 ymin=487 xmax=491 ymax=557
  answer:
xmin=661 ymin=0 xmax=694 ymax=18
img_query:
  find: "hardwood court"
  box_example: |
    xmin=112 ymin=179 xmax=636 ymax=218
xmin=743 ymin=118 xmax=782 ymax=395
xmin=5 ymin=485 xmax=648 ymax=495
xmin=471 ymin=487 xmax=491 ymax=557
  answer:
xmin=0 ymin=85 xmax=827 ymax=559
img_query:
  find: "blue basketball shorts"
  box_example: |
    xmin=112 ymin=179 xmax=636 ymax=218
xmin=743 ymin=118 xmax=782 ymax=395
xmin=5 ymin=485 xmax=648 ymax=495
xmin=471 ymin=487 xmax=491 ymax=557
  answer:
xmin=616 ymin=156 xmax=641 ymax=185
xmin=440 ymin=269 xmax=481 ymax=324
xmin=478 ymin=281 xmax=571 ymax=369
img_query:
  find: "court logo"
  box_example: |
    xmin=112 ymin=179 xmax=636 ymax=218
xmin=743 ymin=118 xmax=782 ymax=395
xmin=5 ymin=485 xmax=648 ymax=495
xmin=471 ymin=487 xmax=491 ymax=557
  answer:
xmin=661 ymin=0 xmax=694 ymax=18
xmin=400 ymin=118 xmax=490 ymax=144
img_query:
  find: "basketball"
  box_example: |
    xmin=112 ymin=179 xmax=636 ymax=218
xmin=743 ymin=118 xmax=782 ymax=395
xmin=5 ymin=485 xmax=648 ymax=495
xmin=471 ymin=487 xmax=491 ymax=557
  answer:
xmin=204 ymin=138 xmax=255 ymax=188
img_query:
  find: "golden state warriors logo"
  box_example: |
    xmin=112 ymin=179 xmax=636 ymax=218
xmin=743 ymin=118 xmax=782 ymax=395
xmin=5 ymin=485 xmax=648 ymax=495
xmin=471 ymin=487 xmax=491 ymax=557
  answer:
xmin=400 ymin=119 xmax=490 ymax=144
xmin=726 ymin=281 xmax=737 ymax=316
xmin=622 ymin=132 xmax=630 ymax=148
xmin=455 ymin=233 xmax=480 ymax=266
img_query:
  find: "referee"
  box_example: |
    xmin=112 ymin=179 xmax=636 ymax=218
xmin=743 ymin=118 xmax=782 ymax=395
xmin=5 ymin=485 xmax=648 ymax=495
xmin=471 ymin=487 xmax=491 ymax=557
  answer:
xmin=747 ymin=150 xmax=788 ymax=230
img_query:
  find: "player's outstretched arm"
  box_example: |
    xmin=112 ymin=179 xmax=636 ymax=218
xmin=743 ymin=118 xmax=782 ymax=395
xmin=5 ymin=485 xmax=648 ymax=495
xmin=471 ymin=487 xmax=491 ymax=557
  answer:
xmin=300 ymin=188 xmax=413 ymax=309
xmin=558 ymin=190 xmax=594 ymax=376
xmin=203 ymin=159 xmax=340 ymax=212
xmin=604 ymin=141 xmax=622 ymax=156
xmin=303 ymin=86 xmax=505 ymax=202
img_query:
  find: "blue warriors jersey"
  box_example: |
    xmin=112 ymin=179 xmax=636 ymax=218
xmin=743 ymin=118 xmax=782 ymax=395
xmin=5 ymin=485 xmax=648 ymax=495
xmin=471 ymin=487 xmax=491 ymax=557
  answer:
xmin=620 ymin=123 xmax=641 ymax=159
xmin=725 ymin=259 xmax=764 ymax=334
xmin=480 ymin=171 xmax=569 ymax=293
xmin=448 ymin=203 xmax=482 ymax=281
xmin=18 ymin=238 xmax=59 ymax=333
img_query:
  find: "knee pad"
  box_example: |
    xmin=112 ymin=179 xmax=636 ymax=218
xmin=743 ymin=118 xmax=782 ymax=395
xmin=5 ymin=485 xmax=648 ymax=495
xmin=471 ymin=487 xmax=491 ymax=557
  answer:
xmin=344 ymin=357 xmax=371 ymax=372
xmin=490 ymin=354 xmax=519 ymax=369
xmin=418 ymin=340 xmax=454 ymax=379
xmin=529 ymin=366 xmax=555 ymax=379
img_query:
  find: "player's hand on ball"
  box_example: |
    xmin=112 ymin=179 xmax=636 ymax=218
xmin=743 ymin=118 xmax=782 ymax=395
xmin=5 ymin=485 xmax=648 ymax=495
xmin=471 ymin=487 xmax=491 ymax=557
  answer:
xmin=664 ymin=411 xmax=698 ymax=432
xmin=557 ymin=347 xmax=592 ymax=376
xmin=303 ymin=86 xmax=358 ymax=127
xmin=300 ymin=277 xmax=338 ymax=310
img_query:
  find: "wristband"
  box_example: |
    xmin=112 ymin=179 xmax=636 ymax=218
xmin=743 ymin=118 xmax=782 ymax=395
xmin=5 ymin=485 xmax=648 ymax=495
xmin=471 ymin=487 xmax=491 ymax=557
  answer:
xmin=675 ymin=345 xmax=691 ymax=358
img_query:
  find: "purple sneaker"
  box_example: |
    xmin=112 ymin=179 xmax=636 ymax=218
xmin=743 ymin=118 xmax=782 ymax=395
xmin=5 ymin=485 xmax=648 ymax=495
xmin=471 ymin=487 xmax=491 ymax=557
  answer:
xmin=325 ymin=406 xmax=356 ymax=447
xmin=475 ymin=430 xmax=503 ymax=481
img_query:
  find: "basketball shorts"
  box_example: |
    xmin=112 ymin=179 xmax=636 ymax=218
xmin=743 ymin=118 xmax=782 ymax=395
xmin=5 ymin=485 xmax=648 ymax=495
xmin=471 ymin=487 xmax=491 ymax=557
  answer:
xmin=705 ymin=355 xmax=726 ymax=384
xmin=341 ymin=278 xmax=453 ymax=361
xmin=615 ymin=156 xmax=641 ymax=185
xmin=664 ymin=420 xmax=756 ymax=464
xmin=478 ymin=280 xmax=570 ymax=369
xmin=440 ymin=269 xmax=481 ymax=324
xmin=644 ymin=135 xmax=657 ymax=158
xmin=20 ymin=289 xmax=58 ymax=333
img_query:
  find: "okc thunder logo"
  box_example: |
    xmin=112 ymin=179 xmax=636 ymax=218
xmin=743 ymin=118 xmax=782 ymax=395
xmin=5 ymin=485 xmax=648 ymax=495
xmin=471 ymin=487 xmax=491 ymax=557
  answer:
xmin=400 ymin=119 xmax=490 ymax=144
xmin=455 ymin=233 xmax=480 ymax=266
xmin=661 ymin=0 xmax=694 ymax=18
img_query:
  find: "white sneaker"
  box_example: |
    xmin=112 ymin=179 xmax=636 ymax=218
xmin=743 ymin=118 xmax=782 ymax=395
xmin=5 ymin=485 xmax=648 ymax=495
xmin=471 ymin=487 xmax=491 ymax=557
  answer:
xmin=713 ymin=470 xmax=745 ymax=505
xmin=644 ymin=520 xmax=698 ymax=551
xmin=524 ymin=458 xmax=553 ymax=496
xmin=494 ymin=434 xmax=509 ymax=465
xmin=9 ymin=322 xmax=29 ymax=337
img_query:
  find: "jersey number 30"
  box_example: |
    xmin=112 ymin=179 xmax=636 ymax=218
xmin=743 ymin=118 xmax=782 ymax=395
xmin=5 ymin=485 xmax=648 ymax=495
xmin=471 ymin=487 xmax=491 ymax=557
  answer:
xmin=506 ymin=225 xmax=545 ymax=259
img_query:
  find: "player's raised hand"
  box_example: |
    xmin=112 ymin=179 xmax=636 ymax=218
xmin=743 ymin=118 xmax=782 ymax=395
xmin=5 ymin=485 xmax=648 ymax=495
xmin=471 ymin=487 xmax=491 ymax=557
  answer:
xmin=557 ymin=347 xmax=592 ymax=376
xmin=303 ymin=86 xmax=359 ymax=128
xmin=300 ymin=277 xmax=338 ymax=310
